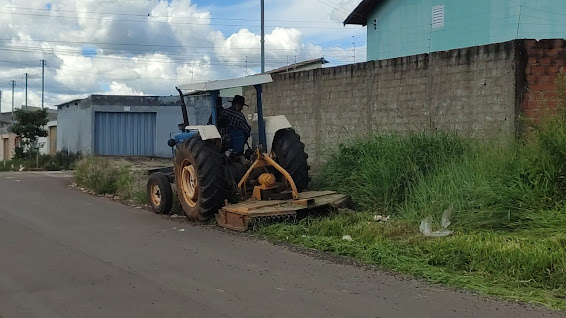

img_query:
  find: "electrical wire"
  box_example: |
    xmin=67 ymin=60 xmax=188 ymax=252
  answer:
xmin=0 ymin=38 xmax=352 ymax=52
xmin=0 ymin=4 xmax=350 ymax=24
xmin=0 ymin=10 xmax=354 ymax=30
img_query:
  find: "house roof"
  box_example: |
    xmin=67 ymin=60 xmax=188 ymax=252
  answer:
xmin=268 ymin=57 xmax=329 ymax=74
xmin=343 ymin=0 xmax=384 ymax=26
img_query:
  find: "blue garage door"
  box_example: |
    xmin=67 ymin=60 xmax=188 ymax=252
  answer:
xmin=94 ymin=112 xmax=156 ymax=156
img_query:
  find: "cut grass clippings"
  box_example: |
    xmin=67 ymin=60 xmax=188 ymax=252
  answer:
xmin=256 ymin=215 xmax=566 ymax=310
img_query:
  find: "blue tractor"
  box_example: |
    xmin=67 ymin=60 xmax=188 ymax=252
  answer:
xmin=147 ymin=75 xmax=346 ymax=230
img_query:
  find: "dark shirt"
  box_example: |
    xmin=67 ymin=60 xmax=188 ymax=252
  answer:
xmin=219 ymin=106 xmax=251 ymax=137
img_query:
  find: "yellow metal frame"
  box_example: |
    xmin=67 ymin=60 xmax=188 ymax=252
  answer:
xmin=237 ymin=149 xmax=299 ymax=200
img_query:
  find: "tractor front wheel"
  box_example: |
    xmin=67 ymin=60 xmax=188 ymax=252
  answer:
xmin=147 ymin=172 xmax=173 ymax=214
xmin=175 ymin=135 xmax=229 ymax=221
xmin=272 ymin=128 xmax=310 ymax=191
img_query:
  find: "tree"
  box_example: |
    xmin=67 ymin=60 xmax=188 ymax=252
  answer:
xmin=10 ymin=108 xmax=48 ymax=159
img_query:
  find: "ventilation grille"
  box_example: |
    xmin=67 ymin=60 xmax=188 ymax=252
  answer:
xmin=432 ymin=5 xmax=445 ymax=29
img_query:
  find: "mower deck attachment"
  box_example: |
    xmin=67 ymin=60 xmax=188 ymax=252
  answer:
xmin=216 ymin=191 xmax=349 ymax=231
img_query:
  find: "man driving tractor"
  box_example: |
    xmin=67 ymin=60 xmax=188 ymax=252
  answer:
xmin=218 ymin=95 xmax=251 ymax=138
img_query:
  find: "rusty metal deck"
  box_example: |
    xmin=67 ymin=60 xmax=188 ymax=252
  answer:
xmin=216 ymin=191 xmax=349 ymax=231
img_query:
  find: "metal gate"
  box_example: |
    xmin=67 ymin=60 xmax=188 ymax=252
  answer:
xmin=94 ymin=112 xmax=156 ymax=156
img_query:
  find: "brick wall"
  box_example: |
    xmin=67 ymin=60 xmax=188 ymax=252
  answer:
xmin=244 ymin=41 xmax=518 ymax=166
xmin=521 ymin=39 xmax=566 ymax=125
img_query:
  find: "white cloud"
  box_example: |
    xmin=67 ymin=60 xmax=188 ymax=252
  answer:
xmin=0 ymin=0 xmax=368 ymax=111
xmin=214 ymin=27 xmax=304 ymax=67
xmin=106 ymin=81 xmax=143 ymax=95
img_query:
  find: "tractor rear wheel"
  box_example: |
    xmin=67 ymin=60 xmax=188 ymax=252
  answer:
xmin=175 ymin=134 xmax=229 ymax=221
xmin=272 ymin=128 xmax=310 ymax=191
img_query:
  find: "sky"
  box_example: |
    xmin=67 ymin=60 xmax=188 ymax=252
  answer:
xmin=0 ymin=0 xmax=366 ymax=111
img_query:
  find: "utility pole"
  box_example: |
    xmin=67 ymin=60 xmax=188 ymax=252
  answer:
xmin=10 ymin=80 xmax=15 ymax=123
xmin=41 ymin=59 xmax=45 ymax=109
xmin=352 ymin=36 xmax=356 ymax=63
xmin=260 ymin=0 xmax=265 ymax=73
xmin=245 ymin=56 xmax=248 ymax=76
xmin=516 ymin=1 xmax=523 ymax=38
xmin=25 ymin=73 xmax=28 ymax=110
xmin=0 ymin=90 xmax=2 ymax=123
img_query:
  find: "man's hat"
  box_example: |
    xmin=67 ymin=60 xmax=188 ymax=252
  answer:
xmin=231 ymin=95 xmax=249 ymax=107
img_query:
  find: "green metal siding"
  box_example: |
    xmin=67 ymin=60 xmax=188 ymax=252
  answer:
xmin=367 ymin=0 xmax=566 ymax=61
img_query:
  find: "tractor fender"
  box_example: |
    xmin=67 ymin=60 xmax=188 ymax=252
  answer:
xmin=185 ymin=125 xmax=221 ymax=140
xmin=253 ymin=115 xmax=292 ymax=153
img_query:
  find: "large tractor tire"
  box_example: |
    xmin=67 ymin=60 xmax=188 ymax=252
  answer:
xmin=272 ymin=128 xmax=310 ymax=191
xmin=175 ymin=134 xmax=229 ymax=221
xmin=147 ymin=172 xmax=173 ymax=214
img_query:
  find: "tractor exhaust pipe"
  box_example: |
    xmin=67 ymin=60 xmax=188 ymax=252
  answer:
xmin=176 ymin=87 xmax=189 ymax=131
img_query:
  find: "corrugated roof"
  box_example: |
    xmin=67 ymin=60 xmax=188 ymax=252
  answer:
xmin=268 ymin=57 xmax=329 ymax=74
xmin=343 ymin=0 xmax=385 ymax=26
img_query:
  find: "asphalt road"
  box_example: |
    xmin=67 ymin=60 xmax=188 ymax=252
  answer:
xmin=0 ymin=172 xmax=563 ymax=318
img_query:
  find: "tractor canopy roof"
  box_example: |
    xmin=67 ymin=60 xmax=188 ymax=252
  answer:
xmin=177 ymin=74 xmax=273 ymax=93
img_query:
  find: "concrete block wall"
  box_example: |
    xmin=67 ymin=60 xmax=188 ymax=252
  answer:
xmin=244 ymin=41 xmax=518 ymax=166
xmin=521 ymin=39 xmax=566 ymax=124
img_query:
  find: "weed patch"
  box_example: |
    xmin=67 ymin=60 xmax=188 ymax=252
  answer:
xmin=74 ymin=157 xmax=147 ymax=203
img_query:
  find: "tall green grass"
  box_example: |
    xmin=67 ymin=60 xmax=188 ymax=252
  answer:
xmin=259 ymin=117 xmax=566 ymax=309
xmin=401 ymin=141 xmax=563 ymax=230
xmin=319 ymin=122 xmax=566 ymax=231
xmin=319 ymin=132 xmax=467 ymax=213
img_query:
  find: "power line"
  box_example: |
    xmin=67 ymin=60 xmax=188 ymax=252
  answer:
xmin=0 ymin=4 xmax=348 ymax=24
xmin=317 ymin=0 xmax=352 ymax=15
xmin=0 ymin=10 xmax=352 ymax=30
xmin=0 ymin=46 xmax=356 ymax=67
xmin=0 ymin=38 xmax=352 ymax=53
